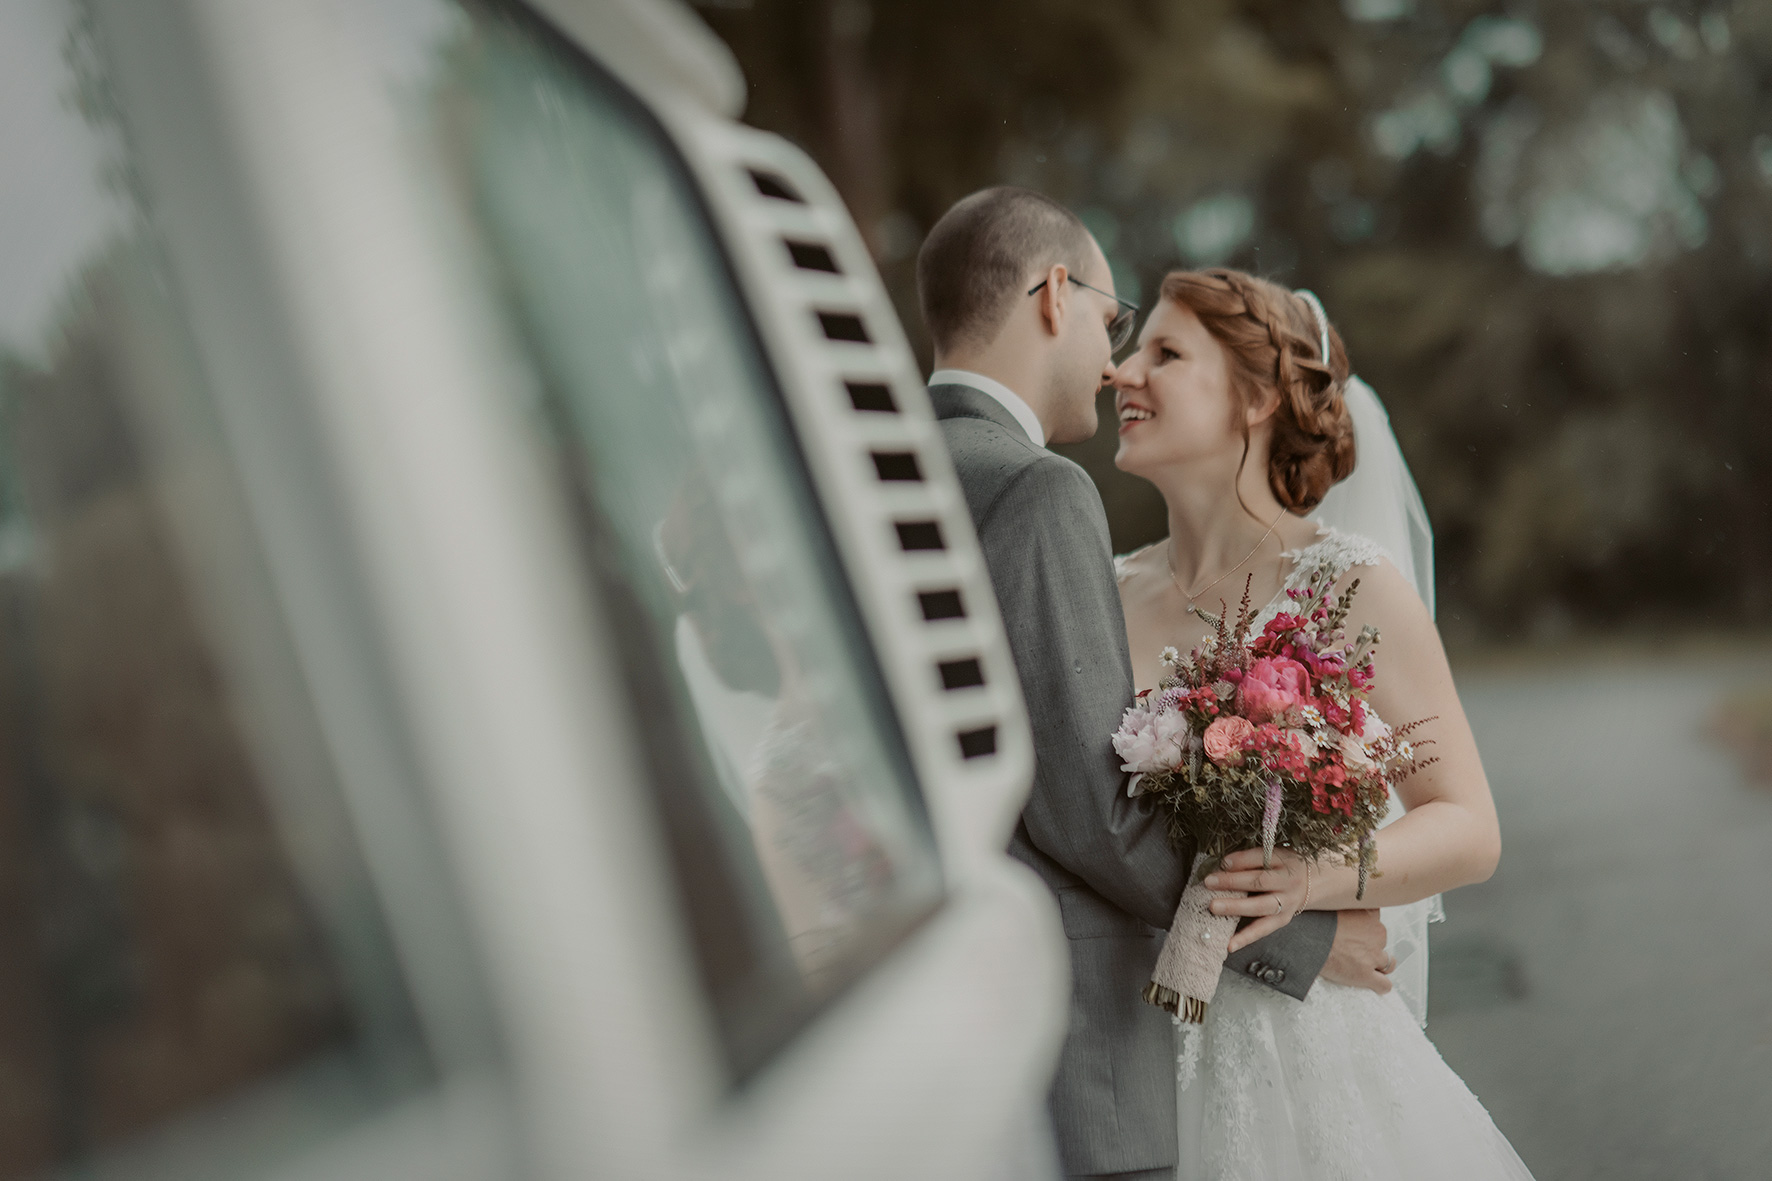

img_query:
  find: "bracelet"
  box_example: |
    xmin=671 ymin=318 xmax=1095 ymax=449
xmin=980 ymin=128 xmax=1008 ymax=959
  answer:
xmin=1301 ymin=861 xmax=1314 ymax=910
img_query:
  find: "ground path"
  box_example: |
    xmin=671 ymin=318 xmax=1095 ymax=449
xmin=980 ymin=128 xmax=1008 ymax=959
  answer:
xmin=1427 ymin=650 xmax=1772 ymax=1179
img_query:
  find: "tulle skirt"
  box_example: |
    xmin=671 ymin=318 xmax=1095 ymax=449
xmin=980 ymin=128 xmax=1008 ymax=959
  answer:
xmin=1175 ymin=969 xmax=1534 ymax=1180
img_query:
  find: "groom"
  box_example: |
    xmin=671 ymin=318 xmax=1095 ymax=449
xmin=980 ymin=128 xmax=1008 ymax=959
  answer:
xmin=917 ymin=188 xmax=1396 ymax=1180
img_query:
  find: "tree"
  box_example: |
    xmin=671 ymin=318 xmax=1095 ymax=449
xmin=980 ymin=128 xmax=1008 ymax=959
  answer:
xmin=699 ymin=0 xmax=1772 ymax=640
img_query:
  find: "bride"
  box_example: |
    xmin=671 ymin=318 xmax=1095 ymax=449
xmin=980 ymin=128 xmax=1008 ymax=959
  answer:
xmin=1110 ymin=268 xmax=1533 ymax=1179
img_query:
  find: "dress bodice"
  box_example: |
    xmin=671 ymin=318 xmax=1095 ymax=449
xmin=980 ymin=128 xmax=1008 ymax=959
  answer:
xmin=1115 ymin=525 xmax=1394 ymax=631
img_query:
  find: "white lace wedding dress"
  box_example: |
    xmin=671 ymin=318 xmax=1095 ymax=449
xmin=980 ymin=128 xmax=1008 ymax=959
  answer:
xmin=1124 ymin=528 xmax=1534 ymax=1181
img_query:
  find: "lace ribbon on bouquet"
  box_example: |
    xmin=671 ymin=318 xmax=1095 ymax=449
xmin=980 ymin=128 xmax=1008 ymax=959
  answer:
xmin=1143 ymin=851 xmax=1246 ymax=1021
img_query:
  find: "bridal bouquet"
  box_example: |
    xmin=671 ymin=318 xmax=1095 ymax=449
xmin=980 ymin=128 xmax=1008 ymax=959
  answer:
xmin=1112 ymin=564 xmax=1433 ymax=1021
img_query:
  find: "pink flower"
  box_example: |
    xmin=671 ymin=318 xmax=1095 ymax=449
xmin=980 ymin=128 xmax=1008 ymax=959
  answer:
xmin=1359 ymin=711 xmax=1392 ymax=743
xmin=1202 ymin=716 xmax=1256 ymax=766
xmin=1239 ymin=656 xmax=1312 ymax=724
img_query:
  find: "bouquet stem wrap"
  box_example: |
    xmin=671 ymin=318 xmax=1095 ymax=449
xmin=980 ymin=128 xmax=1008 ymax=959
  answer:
xmin=1143 ymin=851 xmax=1245 ymax=1022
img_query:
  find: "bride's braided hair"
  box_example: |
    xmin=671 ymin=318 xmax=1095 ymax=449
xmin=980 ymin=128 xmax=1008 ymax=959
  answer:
xmin=1158 ymin=268 xmax=1356 ymax=511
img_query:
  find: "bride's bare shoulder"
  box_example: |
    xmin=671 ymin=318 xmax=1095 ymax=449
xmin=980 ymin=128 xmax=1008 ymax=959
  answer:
xmin=1331 ymin=550 xmax=1440 ymax=658
xmin=1336 ymin=549 xmax=1414 ymax=603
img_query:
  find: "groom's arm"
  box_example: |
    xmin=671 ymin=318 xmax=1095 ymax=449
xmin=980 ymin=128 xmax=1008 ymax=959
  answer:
xmin=1224 ymin=915 xmax=1337 ymax=1001
xmin=979 ymin=457 xmax=1333 ymax=995
xmin=976 ymin=456 xmax=1187 ymax=927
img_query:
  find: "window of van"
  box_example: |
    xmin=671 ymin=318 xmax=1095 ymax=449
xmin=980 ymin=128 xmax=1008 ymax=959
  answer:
xmin=384 ymin=0 xmax=947 ymax=1081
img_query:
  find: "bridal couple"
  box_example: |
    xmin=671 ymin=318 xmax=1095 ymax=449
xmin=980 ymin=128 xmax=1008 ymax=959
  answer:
xmin=916 ymin=188 xmax=1533 ymax=1180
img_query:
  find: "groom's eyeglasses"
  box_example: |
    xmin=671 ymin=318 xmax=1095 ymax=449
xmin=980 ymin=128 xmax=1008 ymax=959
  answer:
xmin=1027 ymin=275 xmax=1140 ymax=352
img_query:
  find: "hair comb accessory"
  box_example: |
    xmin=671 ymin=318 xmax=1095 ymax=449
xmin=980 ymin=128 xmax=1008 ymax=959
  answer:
xmin=1294 ymin=288 xmax=1331 ymax=364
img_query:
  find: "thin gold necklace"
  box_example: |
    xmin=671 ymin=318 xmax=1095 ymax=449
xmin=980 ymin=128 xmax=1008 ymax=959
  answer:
xmin=1167 ymin=506 xmax=1288 ymax=609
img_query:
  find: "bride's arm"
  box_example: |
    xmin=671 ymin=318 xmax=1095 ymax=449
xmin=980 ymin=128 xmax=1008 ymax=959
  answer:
xmin=1205 ymin=558 xmax=1500 ymax=935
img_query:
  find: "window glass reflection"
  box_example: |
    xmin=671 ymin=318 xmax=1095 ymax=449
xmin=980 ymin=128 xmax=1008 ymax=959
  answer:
xmin=389 ymin=0 xmax=946 ymax=1078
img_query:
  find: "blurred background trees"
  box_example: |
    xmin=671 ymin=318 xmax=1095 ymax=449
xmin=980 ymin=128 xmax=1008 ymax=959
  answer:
xmin=696 ymin=0 xmax=1772 ymax=646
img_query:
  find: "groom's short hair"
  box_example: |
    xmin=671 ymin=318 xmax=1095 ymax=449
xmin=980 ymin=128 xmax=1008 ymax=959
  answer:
xmin=917 ymin=187 xmax=1094 ymax=353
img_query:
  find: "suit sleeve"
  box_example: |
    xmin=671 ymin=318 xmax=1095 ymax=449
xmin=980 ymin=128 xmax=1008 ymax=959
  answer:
xmin=978 ymin=455 xmax=1332 ymax=992
xmin=976 ymin=457 xmax=1187 ymax=930
xmin=1224 ymin=911 xmax=1335 ymax=1001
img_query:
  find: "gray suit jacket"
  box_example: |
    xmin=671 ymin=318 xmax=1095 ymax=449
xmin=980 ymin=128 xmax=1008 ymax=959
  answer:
xmin=930 ymin=384 xmax=1335 ymax=1175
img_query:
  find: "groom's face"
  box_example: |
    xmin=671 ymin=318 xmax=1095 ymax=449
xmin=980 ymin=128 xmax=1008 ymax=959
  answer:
xmin=1044 ymin=239 xmax=1121 ymax=446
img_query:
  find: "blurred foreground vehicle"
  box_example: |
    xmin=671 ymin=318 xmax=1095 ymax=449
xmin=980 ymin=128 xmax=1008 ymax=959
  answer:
xmin=0 ymin=1 xmax=1066 ymax=1177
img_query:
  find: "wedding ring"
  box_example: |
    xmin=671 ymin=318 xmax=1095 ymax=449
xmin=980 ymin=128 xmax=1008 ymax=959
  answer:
xmin=1275 ymin=896 xmax=1285 ymax=914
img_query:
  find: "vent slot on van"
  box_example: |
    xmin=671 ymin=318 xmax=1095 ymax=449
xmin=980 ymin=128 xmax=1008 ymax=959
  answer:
xmin=748 ymin=168 xmax=804 ymax=203
xmin=845 ymin=381 xmax=897 ymax=413
xmin=785 ymin=239 xmax=841 ymax=274
xmin=871 ymin=451 xmax=923 ymax=482
xmin=817 ymin=311 xmax=871 ymax=344
xmin=895 ymin=521 xmax=945 ymax=551
xmin=918 ymin=590 xmax=966 ymax=621
xmin=938 ymin=658 xmax=986 ymax=691
xmin=958 ymin=726 xmax=998 ymax=759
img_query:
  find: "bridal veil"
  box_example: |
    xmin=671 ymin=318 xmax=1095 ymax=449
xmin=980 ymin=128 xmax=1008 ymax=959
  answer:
xmin=1310 ymin=375 xmax=1444 ymax=1027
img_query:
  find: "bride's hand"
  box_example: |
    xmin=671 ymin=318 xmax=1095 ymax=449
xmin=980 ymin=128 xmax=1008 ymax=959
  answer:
xmin=1205 ymin=847 xmax=1311 ymax=953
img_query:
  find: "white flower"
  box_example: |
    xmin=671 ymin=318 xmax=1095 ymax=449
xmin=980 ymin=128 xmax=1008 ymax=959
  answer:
xmin=1159 ymin=646 xmax=1181 ymax=668
xmin=1113 ymin=699 xmax=1192 ymax=774
xmin=1286 ymin=728 xmax=1320 ymax=758
xmin=1339 ymin=731 xmax=1377 ymax=774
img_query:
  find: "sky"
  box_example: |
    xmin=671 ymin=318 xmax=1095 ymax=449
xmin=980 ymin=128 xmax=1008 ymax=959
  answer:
xmin=0 ymin=0 xmax=127 ymax=361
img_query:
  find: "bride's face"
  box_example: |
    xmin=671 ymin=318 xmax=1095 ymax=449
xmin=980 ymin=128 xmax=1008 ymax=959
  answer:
xmin=1112 ymin=300 xmax=1250 ymax=478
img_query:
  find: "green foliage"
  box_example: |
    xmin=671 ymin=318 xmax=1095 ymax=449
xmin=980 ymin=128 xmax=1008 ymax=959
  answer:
xmin=700 ymin=0 xmax=1772 ymax=640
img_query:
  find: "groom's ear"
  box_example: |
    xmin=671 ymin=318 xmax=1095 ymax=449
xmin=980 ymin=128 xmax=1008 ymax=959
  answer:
xmin=1033 ymin=263 xmax=1068 ymax=337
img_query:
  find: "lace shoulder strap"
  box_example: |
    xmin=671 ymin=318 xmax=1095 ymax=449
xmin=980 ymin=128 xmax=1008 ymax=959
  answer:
xmin=1280 ymin=526 xmax=1392 ymax=589
xmin=1113 ymin=539 xmax=1162 ymax=583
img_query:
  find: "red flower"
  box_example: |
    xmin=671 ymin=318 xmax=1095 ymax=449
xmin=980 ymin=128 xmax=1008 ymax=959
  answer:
xmin=1266 ymin=612 xmax=1301 ymax=635
xmin=1307 ymin=759 xmax=1349 ymax=801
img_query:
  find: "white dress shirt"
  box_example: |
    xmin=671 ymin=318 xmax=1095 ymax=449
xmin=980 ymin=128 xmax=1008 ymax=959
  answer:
xmin=928 ymin=368 xmax=1046 ymax=447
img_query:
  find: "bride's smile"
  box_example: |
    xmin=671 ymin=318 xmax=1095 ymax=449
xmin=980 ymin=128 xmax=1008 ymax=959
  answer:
xmin=1117 ymin=401 xmax=1153 ymax=427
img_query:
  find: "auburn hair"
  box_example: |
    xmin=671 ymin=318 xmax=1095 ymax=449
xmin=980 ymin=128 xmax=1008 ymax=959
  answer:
xmin=1158 ymin=268 xmax=1356 ymax=512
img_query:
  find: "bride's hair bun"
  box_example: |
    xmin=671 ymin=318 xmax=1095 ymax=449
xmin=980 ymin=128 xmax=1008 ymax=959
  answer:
xmin=1158 ymin=268 xmax=1356 ymax=511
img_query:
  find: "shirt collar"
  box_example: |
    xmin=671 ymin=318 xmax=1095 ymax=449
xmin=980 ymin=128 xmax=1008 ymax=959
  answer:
xmin=928 ymin=368 xmax=1046 ymax=447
